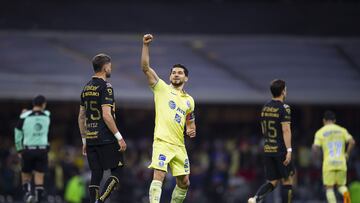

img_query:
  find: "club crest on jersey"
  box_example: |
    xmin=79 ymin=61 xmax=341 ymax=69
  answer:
xmin=159 ymin=154 xmax=166 ymax=161
xmin=158 ymin=154 xmax=166 ymax=167
xmin=169 ymin=100 xmax=176 ymax=110
xmin=34 ymin=123 xmax=43 ymax=131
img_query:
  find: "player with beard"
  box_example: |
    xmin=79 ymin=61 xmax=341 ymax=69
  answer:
xmin=248 ymin=79 xmax=295 ymax=203
xmin=78 ymin=53 xmax=127 ymax=203
xmin=141 ymin=34 xmax=196 ymax=203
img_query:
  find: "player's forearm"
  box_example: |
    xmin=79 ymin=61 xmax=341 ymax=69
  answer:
xmin=346 ymin=139 xmax=355 ymax=156
xmin=14 ymin=128 xmax=24 ymax=151
xmin=283 ymin=128 xmax=292 ymax=150
xmin=187 ymin=121 xmax=196 ymax=131
xmin=103 ymin=113 xmax=120 ymax=135
xmin=78 ymin=113 xmax=87 ymax=137
xmin=141 ymin=44 xmax=151 ymax=72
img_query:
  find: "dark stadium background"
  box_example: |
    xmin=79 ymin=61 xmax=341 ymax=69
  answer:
xmin=0 ymin=0 xmax=360 ymax=202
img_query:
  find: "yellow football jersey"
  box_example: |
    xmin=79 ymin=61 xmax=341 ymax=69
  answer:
xmin=151 ymin=79 xmax=195 ymax=147
xmin=314 ymin=124 xmax=353 ymax=171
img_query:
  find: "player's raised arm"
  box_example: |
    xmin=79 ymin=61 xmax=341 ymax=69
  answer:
xmin=141 ymin=34 xmax=159 ymax=86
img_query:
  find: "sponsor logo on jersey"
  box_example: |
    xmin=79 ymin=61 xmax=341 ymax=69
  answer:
xmin=107 ymin=88 xmax=113 ymax=95
xmin=176 ymin=107 xmax=186 ymax=116
xmin=174 ymin=114 xmax=181 ymax=123
xmin=158 ymin=154 xmax=166 ymax=167
xmin=169 ymin=100 xmax=176 ymax=110
xmin=34 ymin=123 xmax=43 ymax=131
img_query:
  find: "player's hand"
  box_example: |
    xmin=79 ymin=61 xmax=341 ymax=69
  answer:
xmin=118 ymin=138 xmax=127 ymax=152
xmin=143 ymin=34 xmax=153 ymax=45
xmin=186 ymin=129 xmax=196 ymax=138
xmin=345 ymin=153 xmax=349 ymax=161
xmin=82 ymin=144 xmax=87 ymax=156
xmin=17 ymin=153 xmax=22 ymax=159
xmin=283 ymin=152 xmax=291 ymax=166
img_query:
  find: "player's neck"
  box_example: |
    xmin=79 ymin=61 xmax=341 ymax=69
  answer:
xmin=93 ymin=73 xmax=107 ymax=81
xmin=32 ymin=106 xmax=43 ymax=112
xmin=170 ymin=84 xmax=184 ymax=92
xmin=272 ymin=97 xmax=284 ymax=102
xmin=324 ymin=121 xmax=335 ymax=126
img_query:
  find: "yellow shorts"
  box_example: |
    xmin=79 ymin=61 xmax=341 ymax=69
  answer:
xmin=323 ymin=170 xmax=347 ymax=186
xmin=148 ymin=139 xmax=190 ymax=176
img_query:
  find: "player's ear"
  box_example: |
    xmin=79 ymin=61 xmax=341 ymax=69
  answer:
xmin=185 ymin=76 xmax=188 ymax=82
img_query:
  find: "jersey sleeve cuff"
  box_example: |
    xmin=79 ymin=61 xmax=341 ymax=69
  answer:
xmin=150 ymin=78 xmax=160 ymax=89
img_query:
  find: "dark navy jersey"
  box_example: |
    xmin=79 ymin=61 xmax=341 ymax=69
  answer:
xmin=260 ymin=100 xmax=291 ymax=156
xmin=81 ymin=77 xmax=116 ymax=145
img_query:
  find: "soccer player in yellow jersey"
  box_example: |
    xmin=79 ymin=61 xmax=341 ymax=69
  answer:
xmin=313 ymin=111 xmax=355 ymax=203
xmin=141 ymin=34 xmax=196 ymax=203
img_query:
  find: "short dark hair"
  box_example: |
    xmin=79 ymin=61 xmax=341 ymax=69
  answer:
xmin=270 ymin=79 xmax=286 ymax=97
xmin=32 ymin=95 xmax=46 ymax=107
xmin=92 ymin=53 xmax=111 ymax=73
xmin=323 ymin=110 xmax=336 ymax=121
xmin=171 ymin=64 xmax=189 ymax=77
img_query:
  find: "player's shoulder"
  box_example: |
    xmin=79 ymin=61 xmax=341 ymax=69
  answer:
xmin=315 ymin=126 xmax=324 ymax=136
xmin=333 ymin=124 xmax=348 ymax=133
xmin=156 ymin=78 xmax=168 ymax=87
xmin=185 ymin=91 xmax=194 ymax=100
xmin=263 ymin=100 xmax=289 ymax=109
xmin=43 ymin=110 xmax=51 ymax=117
xmin=20 ymin=110 xmax=32 ymax=119
xmin=186 ymin=94 xmax=195 ymax=107
xmin=106 ymin=82 xmax=113 ymax=88
xmin=283 ymin=103 xmax=291 ymax=109
xmin=151 ymin=78 xmax=168 ymax=90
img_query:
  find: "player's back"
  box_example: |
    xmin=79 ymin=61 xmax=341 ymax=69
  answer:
xmin=260 ymin=100 xmax=291 ymax=156
xmin=81 ymin=77 xmax=116 ymax=146
xmin=314 ymin=124 xmax=351 ymax=171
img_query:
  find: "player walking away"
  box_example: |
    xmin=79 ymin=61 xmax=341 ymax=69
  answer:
xmin=14 ymin=95 xmax=50 ymax=203
xmin=78 ymin=53 xmax=127 ymax=203
xmin=312 ymin=111 xmax=355 ymax=203
xmin=141 ymin=34 xmax=196 ymax=203
xmin=248 ymin=79 xmax=295 ymax=203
